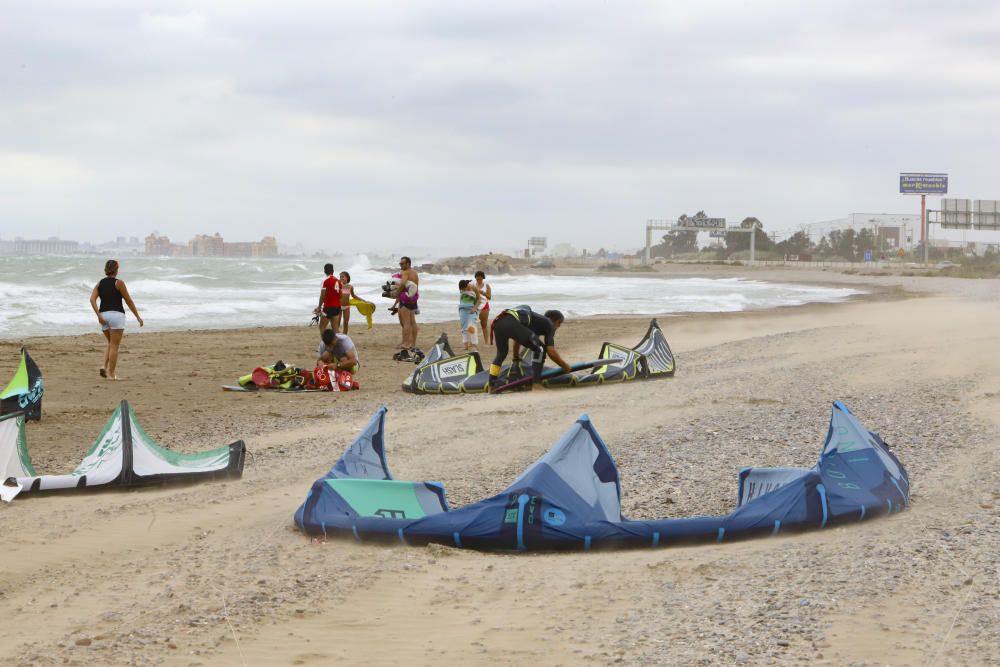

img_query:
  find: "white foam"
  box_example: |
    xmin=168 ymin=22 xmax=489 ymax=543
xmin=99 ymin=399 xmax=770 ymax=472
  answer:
xmin=0 ymin=256 xmax=863 ymax=338
xmin=347 ymin=254 xmax=372 ymax=272
xmin=237 ymin=263 xmax=265 ymax=273
xmin=127 ymin=279 xmax=201 ymax=294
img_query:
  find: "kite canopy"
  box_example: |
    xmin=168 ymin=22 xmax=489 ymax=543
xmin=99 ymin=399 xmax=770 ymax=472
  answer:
xmin=0 ymin=413 xmax=34 ymax=501
xmin=295 ymin=402 xmax=909 ymax=551
xmin=402 ymin=319 xmax=675 ymax=394
xmin=0 ymin=401 xmax=245 ymax=502
xmin=625 ymin=317 xmax=676 ymax=376
xmin=0 ymin=347 xmax=43 ymax=421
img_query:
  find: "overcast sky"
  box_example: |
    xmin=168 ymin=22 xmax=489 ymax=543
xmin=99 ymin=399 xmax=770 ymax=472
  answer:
xmin=1 ymin=1 xmax=998 ymax=255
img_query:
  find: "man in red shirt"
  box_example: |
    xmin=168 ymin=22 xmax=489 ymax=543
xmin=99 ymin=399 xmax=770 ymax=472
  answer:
xmin=314 ymin=263 xmax=342 ymax=332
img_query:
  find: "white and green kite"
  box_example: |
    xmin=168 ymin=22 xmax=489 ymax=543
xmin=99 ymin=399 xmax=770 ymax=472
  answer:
xmin=0 ymin=401 xmax=245 ymax=502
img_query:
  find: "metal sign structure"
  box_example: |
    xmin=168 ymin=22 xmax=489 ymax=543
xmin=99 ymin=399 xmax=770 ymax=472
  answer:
xmin=899 ymin=173 xmax=948 ymax=195
xmin=527 ymin=237 xmax=547 ymax=257
xmin=929 ymin=199 xmax=1000 ymax=230
xmin=899 ymin=172 xmax=948 ymax=264
xmin=974 ymin=200 xmax=1000 ymax=229
xmin=723 ymin=223 xmax=764 ymax=265
xmin=644 ymin=217 xmax=727 ymax=263
xmin=676 ymin=212 xmax=726 ymax=229
xmin=938 ymin=199 xmax=972 ymax=229
xmin=643 ymin=220 xmax=677 ymax=264
xmin=643 ymin=217 xmax=763 ymax=264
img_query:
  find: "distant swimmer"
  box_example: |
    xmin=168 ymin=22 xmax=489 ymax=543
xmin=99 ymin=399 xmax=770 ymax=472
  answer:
xmin=474 ymin=270 xmax=492 ymax=345
xmin=488 ymin=306 xmax=571 ymax=392
xmin=89 ymin=259 xmax=144 ymax=381
xmin=314 ymin=263 xmax=342 ymax=333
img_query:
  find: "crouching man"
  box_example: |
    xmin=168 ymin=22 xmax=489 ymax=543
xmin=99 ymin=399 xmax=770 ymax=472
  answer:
xmin=316 ymin=328 xmax=360 ymax=374
xmin=488 ymin=306 xmax=571 ymax=391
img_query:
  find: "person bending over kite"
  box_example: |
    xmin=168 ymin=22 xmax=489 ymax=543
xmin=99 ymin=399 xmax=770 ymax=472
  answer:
xmin=488 ymin=306 xmax=571 ymax=392
xmin=316 ymin=329 xmax=360 ymax=374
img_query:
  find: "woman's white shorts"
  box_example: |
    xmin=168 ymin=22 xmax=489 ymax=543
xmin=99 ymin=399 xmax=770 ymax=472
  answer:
xmin=100 ymin=311 xmax=126 ymax=331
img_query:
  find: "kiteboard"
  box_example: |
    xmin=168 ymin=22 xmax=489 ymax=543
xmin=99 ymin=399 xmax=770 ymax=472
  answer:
xmin=221 ymin=385 xmax=328 ymax=393
xmin=492 ymin=358 xmax=617 ymax=394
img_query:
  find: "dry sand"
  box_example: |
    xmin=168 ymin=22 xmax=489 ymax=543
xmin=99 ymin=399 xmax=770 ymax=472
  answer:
xmin=1 ymin=269 xmax=998 ymax=666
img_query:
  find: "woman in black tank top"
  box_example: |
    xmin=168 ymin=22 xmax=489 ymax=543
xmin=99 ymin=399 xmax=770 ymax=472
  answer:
xmin=96 ymin=275 xmax=125 ymax=313
xmin=88 ymin=259 xmax=144 ymax=380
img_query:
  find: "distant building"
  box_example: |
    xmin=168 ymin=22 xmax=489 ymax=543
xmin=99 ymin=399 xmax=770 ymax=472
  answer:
xmin=145 ymin=232 xmax=279 ymax=257
xmin=144 ymin=233 xmax=192 ymax=256
xmin=223 ymin=242 xmax=253 ymax=257
xmin=877 ymin=226 xmax=901 ymax=249
xmin=252 ymin=236 xmax=278 ymax=257
xmin=551 ymin=242 xmax=578 ymax=258
xmin=145 ymin=234 xmax=174 ymax=256
xmin=800 ymin=213 xmax=919 ymax=251
xmin=191 ymin=233 xmax=225 ymax=257
xmin=13 ymin=238 xmax=80 ymax=255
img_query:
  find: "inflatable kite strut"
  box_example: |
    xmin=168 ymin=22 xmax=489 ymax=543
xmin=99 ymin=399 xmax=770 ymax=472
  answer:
xmin=294 ymin=403 xmax=909 ymax=551
xmin=0 ymin=347 xmax=43 ymax=421
xmin=402 ymin=319 xmax=675 ymax=393
xmin=0 ymin=401 xmax=245 ymax=502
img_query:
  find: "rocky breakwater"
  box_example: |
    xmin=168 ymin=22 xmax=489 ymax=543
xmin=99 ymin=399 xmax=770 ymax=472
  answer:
xmin=417 ymin=253 xmax=526 ymax=275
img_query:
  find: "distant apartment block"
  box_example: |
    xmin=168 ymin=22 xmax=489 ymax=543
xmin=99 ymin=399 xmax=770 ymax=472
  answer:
xmin=145 ymin=234 xmax=176 ymax=256
xmin=145 ymin=233 xmax=278 ymax=257
xmin=0 ymin=237 xmax=81 ymax=255
xmin=190 ymin=233 xmax=226 ymax=257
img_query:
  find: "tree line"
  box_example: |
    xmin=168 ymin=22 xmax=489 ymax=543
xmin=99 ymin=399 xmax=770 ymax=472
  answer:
xmin=650 ymin=212 xmax=892 ymax=261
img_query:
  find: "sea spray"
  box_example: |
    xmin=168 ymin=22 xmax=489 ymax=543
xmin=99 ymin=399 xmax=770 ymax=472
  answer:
xmin=0 ymin=255 xmax=862 ymax=338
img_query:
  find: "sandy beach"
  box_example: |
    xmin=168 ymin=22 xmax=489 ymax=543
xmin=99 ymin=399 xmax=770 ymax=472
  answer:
xmin=1 ymin=268 xmax=998 ymax=666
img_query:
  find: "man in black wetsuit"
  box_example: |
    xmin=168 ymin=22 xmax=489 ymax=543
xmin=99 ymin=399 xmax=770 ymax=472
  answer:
xmin=488 ymin=306 xmax=572 ymax=391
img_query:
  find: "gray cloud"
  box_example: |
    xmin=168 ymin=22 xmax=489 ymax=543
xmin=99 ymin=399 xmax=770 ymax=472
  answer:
xmin=1 ymin=0 xmax=997 ymax=253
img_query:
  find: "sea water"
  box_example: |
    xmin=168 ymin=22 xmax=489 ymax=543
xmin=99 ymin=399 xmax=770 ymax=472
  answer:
xmin=0 ymin=255 xmax=862 ymax=339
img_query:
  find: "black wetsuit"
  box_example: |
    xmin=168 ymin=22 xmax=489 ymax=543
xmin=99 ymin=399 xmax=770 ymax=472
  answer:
xmin=489 ymin=306 xmax=556 ymax=385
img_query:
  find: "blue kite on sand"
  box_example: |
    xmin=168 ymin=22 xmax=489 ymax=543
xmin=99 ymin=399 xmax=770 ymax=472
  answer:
xmin=294 ymin=403 xmax=909 ymax=551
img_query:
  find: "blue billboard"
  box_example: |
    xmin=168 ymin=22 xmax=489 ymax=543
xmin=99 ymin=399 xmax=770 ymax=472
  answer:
xmin=899 ymin=173 xmax=948 ymax=194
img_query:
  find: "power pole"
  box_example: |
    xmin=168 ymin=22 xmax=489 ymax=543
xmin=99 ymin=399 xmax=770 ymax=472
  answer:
xmin=921 ymin=193 xmax=928 ymax=265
